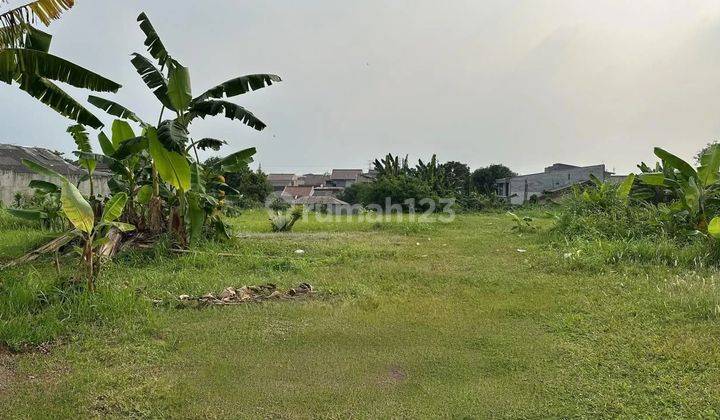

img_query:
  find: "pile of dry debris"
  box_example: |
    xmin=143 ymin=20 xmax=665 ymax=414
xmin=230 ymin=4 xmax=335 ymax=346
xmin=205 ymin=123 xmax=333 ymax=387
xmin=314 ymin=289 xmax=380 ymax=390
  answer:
xmin=176 ymin=283 xmax=314 ymax=306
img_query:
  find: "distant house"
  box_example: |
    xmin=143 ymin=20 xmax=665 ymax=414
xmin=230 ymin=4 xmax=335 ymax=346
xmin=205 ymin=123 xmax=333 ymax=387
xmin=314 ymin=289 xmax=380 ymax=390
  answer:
xmin=299 ymin=173 xmax=329 ymax=187
xmin=495 ymin=163 xmax=612 ymax=205
xmin=328 ymin=169 xmax=364 ymax=188
xmin=0 ymin=144 xmax=111 ymax=205
xmin=312 ymin=186 xmax=344 ymax=197
xmin=280 ymin=185 xmax=314 ymax=202
xmin=268 ymin=173 xmax=298 ymax=192
xmin=292 ymin=195 xmax=353 ymax=214
xmin=355 ymin=170 xmax=377 ymax=184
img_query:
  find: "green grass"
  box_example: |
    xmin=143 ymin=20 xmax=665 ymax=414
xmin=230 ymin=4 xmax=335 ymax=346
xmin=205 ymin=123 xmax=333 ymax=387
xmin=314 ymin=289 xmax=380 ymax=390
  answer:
xmin=1 ymin=209 xmax=720 ymax=417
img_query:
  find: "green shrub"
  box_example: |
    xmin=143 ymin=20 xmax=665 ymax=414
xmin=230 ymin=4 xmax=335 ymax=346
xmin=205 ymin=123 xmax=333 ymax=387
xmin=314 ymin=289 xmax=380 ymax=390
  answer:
xmin=269 ymin=206 xmax=304 ymax=232
xmin=340 ymin=175 xmax=438 ymax=211
xmin=268 ymin=196 xmax=290 ymax=212
xmin=551 ymin=194 xmax=666 ymax=241
xmin=454 ymin=192 xmax=508 ymax=212
xmin=546 ymin=179 xmax=720 ymax=268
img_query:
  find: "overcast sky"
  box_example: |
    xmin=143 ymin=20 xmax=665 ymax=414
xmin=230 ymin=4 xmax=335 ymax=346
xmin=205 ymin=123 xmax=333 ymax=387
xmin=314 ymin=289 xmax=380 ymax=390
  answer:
xmin=2 ymin=0 xmax=720 ymax=175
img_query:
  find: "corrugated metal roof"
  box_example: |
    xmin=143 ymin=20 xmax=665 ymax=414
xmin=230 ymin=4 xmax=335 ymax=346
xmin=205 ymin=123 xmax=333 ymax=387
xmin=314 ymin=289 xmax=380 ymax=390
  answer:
xmin=0 ymin=144 xmax=86 ymax=175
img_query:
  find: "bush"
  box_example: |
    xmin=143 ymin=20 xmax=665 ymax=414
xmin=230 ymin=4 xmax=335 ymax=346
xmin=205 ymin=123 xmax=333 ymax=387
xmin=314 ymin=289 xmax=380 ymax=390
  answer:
xmin=268 ymin=196 xmax=290 ymax=212
xmin=269 ymin=206 xmax=304 ymax=232
xmin=455 ymin=192 xmax=508 ymax=212
xmin=551 ymin=194 xmax=665 ymax=241
xmin=547 ymin=182 xmax=719 ymax=268
xmin=340 ymin=175 xmax=438 ymax=211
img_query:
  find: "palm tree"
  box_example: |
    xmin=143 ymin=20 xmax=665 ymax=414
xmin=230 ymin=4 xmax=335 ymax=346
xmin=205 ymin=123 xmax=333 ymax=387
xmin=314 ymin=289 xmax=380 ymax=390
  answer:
xmin=0 ymin=0 xmax=120 ymax=128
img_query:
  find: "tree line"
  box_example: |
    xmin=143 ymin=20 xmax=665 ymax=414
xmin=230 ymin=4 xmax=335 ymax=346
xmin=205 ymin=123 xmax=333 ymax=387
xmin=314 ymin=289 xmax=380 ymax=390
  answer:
xmin=339 ymin=154 xmax=515 ymax=211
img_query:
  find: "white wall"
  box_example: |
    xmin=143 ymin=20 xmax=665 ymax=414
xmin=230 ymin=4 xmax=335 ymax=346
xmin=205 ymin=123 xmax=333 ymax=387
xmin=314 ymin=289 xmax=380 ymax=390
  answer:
xmin=506 ymin=165 xmax=607 ymax=205
xmin=0 ymin=170 xmax=111 ymax=205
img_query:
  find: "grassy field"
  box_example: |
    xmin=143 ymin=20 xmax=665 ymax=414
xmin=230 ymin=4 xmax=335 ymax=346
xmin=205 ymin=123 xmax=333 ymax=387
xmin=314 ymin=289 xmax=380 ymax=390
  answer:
xmin=2 ymin=209 xmax=720 ymax=417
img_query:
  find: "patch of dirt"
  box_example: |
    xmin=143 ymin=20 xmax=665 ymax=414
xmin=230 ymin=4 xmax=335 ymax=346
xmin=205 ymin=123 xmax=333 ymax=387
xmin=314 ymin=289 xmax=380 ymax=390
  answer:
xmin=378 ymin=365 xmax=408 ymax=386
xmin=0 ymin=346 xmax=17 ymax=395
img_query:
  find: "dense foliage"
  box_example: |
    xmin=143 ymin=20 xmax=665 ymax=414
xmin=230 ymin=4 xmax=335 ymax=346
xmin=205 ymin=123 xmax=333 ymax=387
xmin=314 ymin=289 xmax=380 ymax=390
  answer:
xmin=0 ymin=0 xmax=120 ymax=128
xmin=472 ymin=164 xmax=516 ymax=195
xmin=341 ymin=153 xmax=512 ymax=211
xmin=550 ymin=145 xmax=720 ymax=268
xmin=205 ymin=157 xmax=272 ymax=208
xmin=4 ymin=10 xmax=282 ymax=288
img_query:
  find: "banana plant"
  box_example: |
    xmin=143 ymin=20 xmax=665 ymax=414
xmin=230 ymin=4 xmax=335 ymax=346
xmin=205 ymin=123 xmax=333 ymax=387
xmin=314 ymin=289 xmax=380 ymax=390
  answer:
xmin=85 ymin=12 xmax=281 ymax=245
xmin=639 ymin=146 xmax=720 ymax=231
xmin=374 ymin=154 xmax=410 ymax=178
xmin=0 ymin=0 xmax=121 ymax=128
xmin=66 ymin=124 xmax=98 ymax=197
xmin=184 ymin=147 xmax=258 ymax=243
xmin=20 ymin=158 xmax=134 ymax=291
xmin=580 ymin=173 xmax=636 ymax=205
xmin=270 ymin=206 xmax=304 ymax=232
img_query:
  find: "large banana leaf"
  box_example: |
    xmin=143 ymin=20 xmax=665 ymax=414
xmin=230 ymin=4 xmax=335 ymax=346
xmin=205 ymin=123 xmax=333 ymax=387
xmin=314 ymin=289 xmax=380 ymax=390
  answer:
xmin=74 ymin=151 xmax=130 ymax=179
xmin=16 ymin=76 xmax=103 ymax=128
xmin=0 ymin=0 xmax=72 ymax=49
xmin=0 ymin=23 xmax=51 ymax=50
xmin=67 ymin=124 xmax=95 ymax=173
xmin=192 ymin=138 xmax=226 ymax=151
xmin=588 ymin=174 xmax=603 ymax=188
xmin=193 ymin=74 xmax=281 ymax=103
xmin=183 ymin=100 xmax=266 ymax=130
xmin=67 ymin=124 xmax=90 ymax=151
xmin=654 ymin=147 xmax=697 ymax=181
xmin=136 ymin=12 xmax=170 ymax=67
xmin=167 ymin=62 xmax=191 ymax=111
xmin=0 ymin=0 xmax=75 ymax=28
xmin=681 ymin=178 xmax=701 ymax=214
xmin=29 ymin=179 xmax=58 ymax=193
xmin=147 ymin=127 xmax=190 ymax=191
xmin=87 ymin=95 xmax=145 ymax=125
xmin=98 ymin=131 xmax=115 ymax=156
xmin=112 ymin=136 xmax=147 ymax=160
xmin=616 ymin=173 xmax=635 ymax=202
xmin=157 ymin=119 xmax=188 ymax=154
xmin=709 ymin=217 xmax=720 ymax=239
xmin=187 ymin=193 xmax=205 ymax=245
xmin=0 ymin=48 xmax=120 ymax=92
xmin=109 ymin=221 xmax=135 ymax=232
xmin=101 ymin=192 xmax=128 ymax=223
xmin=6 ymin=208 xmax=48 ymax=221
xmin=111 ymin=119 xmax=135 ymax=146
xmin=697 ymin=144 xmax=720 ymax=187
xmin=217 ymin=147 xmax=256 ymax=172
xmin=135 ymin=184 xmax=153 ymax=204
xmin=21 ymin=157 xmax=64 ymax=180
xmin=190 ymin=163 xmax=204 ymax=193
xmin=60 ymin=179 xmax=94 ymax=233
xmin=639 ymin=172 xmax=667 ymax=186
xmin=130 ymin=53 xmax=173 ymax=110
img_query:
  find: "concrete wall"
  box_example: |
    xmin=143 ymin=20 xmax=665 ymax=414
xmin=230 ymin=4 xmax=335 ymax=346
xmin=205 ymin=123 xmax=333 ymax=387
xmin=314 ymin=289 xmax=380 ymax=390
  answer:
xmin=504 ymin=165 xmax=607 ymax=205
xmin=0 ymin=170 xmax=111 ymax=205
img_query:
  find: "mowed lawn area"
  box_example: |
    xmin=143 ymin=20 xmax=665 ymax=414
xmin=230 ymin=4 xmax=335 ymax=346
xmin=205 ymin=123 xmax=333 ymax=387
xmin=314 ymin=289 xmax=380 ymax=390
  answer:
xmin=1 ymin=210 xmax=720 ymax=417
